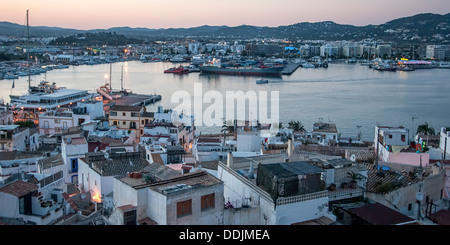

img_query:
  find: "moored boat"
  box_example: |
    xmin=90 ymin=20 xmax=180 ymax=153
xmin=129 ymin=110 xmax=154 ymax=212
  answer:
xmin=164 ymin=65 xmax=189 ymax=74
xmin=256 ymin=79 xmax=269 ymax=84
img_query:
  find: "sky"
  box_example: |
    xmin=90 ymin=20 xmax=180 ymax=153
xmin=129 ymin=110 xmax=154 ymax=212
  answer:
xmin=1 ymin=0 xmax=450 ymax=30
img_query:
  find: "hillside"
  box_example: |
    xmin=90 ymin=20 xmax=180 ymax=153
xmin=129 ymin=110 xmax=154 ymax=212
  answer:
xmin=0 ymin=13 xmax=448 ymax=43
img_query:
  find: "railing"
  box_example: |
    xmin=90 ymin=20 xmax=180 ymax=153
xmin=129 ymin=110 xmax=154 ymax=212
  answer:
xmin=328 ymin=188 xmax=364 ymax=202
xmin=276 ymin=190 xmax=328 ymax=206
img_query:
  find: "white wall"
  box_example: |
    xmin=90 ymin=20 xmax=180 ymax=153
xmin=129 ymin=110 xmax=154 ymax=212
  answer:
xmin=0 ymin=193 xmax=19 ymax=218
xmin=275 ymin=197 xmax=329 ymax=225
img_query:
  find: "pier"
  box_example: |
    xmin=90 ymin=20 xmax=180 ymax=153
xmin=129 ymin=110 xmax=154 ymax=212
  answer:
xmin=111 ymin=93 xmax=162 ymax=107
xmin=281 ymin=63 xmax=302 ymax=75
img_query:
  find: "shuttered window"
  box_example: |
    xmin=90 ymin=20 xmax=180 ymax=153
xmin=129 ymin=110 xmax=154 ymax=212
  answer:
xmin=201 ymin=193 xmax=215 ymax=211
xmin=177 ymin=199 xmax=192 ymax=218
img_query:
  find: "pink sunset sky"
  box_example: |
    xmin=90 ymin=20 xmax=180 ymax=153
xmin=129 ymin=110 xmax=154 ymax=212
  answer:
xmin=2 ymin=0 xmax=450 ymax=30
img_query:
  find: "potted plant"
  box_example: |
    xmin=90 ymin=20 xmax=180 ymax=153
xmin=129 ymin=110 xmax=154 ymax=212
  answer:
xmin=347 ymin=171 xmax=361 ymax=189
xmin=328 ymin=183 xmax=336 ymax=191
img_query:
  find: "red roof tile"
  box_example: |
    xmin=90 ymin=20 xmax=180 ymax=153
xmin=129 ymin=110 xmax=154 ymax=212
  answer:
xmin=0 ymin=180 xmax=38 ymax=197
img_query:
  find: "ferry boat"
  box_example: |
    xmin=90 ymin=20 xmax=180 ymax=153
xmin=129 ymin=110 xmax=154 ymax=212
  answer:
xmin=199 ymin=58 xmax=284 ymax=77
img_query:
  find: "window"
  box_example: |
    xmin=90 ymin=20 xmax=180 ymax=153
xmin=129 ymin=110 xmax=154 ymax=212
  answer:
xmin=177 ymin=199 xmax=192 ymax=218
xmin=113 ymin=120 xmax=118 ymax=126
xmin=401 ymin=134 xmax=406 ymax=142
xmin=122 ymin=121 xmax=126 ymax=125
xmin=122 ymin=112 xmax=126 ymax=116
xmin=123 ymin=209 xmax=137 ymax=225
xmin=110 ymin=111 xmax=117 ymax=116
xmin=131 ymin=112 xmax=139 ymax=117
xmin=201 ymin=193 xmax=215 ymax=211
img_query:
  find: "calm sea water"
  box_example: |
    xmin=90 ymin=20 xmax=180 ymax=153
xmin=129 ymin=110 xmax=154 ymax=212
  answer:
xmin=2 ymin=61 xmax=449 ymax=141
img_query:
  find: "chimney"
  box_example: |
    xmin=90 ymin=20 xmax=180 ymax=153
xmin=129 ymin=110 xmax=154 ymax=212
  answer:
xmin=287 ymin=139 xmax=293 ymax=162
xmin=227 ymin=151 xmax=233 ymax=168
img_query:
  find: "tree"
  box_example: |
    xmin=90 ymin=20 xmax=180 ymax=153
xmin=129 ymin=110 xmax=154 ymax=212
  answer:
xmin=287 ymin=120 xmax=305 ymax=132
xmin=416 ymin=122 xmax=435 ymax=135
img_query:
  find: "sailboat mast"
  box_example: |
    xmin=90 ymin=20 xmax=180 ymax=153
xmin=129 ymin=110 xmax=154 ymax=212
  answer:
xmin=121 ymin=65 xmax=123 ymax=91
xmin=109 ymin=63 xmax=112 ymax=90
xmin=26 ymin=10 xmax=30 ymax=92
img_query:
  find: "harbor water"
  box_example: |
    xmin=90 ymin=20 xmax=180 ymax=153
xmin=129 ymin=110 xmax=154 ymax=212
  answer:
xmin=1 ymin=61 xmax=449 ymax=141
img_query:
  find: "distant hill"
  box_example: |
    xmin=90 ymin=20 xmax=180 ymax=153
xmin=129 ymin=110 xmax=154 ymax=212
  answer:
xmin=1 ymin=13 xmax=449 ymax=43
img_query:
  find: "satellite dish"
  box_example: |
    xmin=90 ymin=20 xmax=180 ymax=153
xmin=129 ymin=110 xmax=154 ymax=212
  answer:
xmin=104 ymin=152 xmax=109 ymax=159
xmin=416 ymin=192 xmax=424 ymax=202
xmin=350 ymin=155 xmax=356 ymax=162
xmin=81 ymin=193 xmax=86 ymax=199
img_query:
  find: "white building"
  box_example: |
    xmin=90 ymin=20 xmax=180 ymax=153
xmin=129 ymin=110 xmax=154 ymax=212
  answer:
xmin=0 ymin=125 xmax=29 ymax=152
xmin=375 ymin=126 xmax=430 ymax=167
xmin=312 ymin=122 xmax=338 ymax=146
xmin=0 ymin=177 xmax=65 ymax=225
xmin=39 ymin=109 xmax=90 ymax=136
xmin=77 ymin=151 xmax=150 ymax=203
xmin=376 ymin=44 xmax=392 ymax=58
xmin=110 ymin=167 xmax=224 ymax=225
xmin=61 ymin=137 xmax=88 ymax=184
xmin=217 ymin=151 xmax=336 ymax=225
xmin=192 ymin=137 xmax=232 ymax=162
xmin=440 ymin=127 xmax=450 ymax=157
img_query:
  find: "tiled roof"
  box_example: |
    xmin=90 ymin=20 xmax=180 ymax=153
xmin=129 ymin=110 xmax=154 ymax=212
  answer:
xmin=37 ymin=154 xmax=64 ymax=170
xmin=151 ymin=153 xmax=164 ymax=165
xmin=365 ymin=169 xmax=419 ymax=193
xmin=88 ymin=152 xmax=150 ymax=176
xmin=345 ymin=202 xmax=417 ymax=225
xmin=0 ymin=180 xmax=38 ymax=197
xmin=110 ymin=105 xmax=142 ymax=112
xmin=62 ymin=192 xmax=80 ymax=212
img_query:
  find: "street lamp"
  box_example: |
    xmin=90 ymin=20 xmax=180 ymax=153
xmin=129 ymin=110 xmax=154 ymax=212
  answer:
xmin=411 ymin=116 xmax=418 ymax=142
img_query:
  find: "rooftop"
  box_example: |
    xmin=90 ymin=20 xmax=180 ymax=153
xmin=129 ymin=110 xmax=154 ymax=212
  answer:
xmin=345 ymin=202 xmax=418 ymax=225
xmin=147 ymin=170 xmax=222 ymax=195
xmin=313 ymin=122 xmax=337 ymax=133
xmin=83 ymin=152 xmax=150 ymax=176
xmin=0 ymin=180 xmax=38 ymax=197
xmin=38 ymin=154 xmax=64 ymax=170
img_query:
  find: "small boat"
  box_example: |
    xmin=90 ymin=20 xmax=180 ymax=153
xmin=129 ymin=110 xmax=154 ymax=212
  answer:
xmin=164 ymin=65 xmax=189 ymax=74
xmin=4 ymin=73 xmax=19 ymax=79
xmin=302 ymin=63 xmax=315 ymax=68
xmin=256 ymin=78 xmax=269 ymax=84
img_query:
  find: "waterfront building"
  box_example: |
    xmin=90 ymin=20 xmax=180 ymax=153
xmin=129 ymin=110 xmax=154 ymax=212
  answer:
xmin=320 ymin=44 xmax=339 ymax=58
xmin=10 ymin=89 xmax=95 ymax=111
xmin=376 ymin=44 xmax=392 ymax=59
xmin=426 ymin=45 xmax=449 ymax=60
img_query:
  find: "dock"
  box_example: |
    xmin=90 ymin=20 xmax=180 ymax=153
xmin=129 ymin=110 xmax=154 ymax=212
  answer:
xmin=281 ymin=63 xmax=302 ymax=75
xmin=112 ymin=93 xmax=162 ymax=107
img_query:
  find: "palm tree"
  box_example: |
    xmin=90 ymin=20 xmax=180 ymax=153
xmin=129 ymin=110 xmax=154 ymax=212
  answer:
xmin=288 ymin=120 xmax=305 ymax=132
xmin=221 ymin=120 xmax=228 ymax=145
xmin=416 ymin=122 xmax=435 ymax=135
